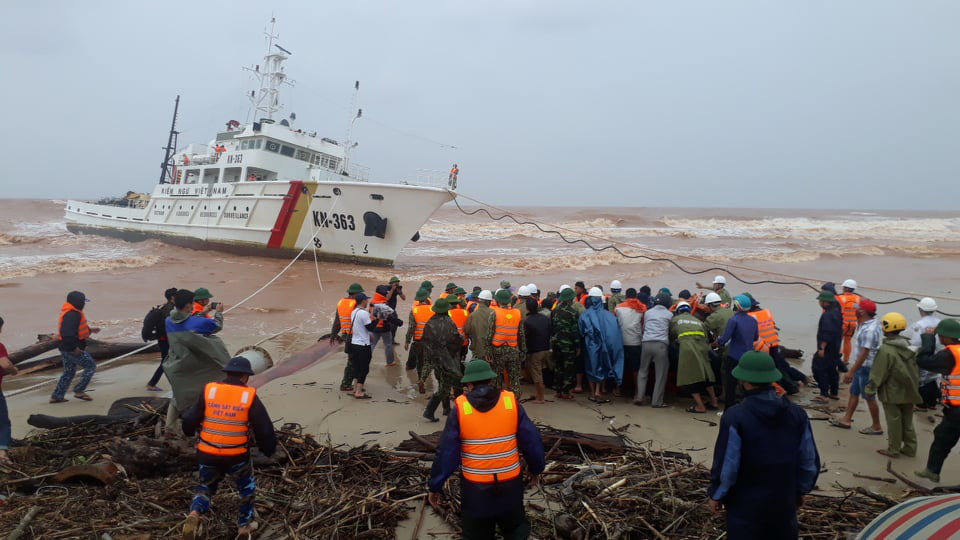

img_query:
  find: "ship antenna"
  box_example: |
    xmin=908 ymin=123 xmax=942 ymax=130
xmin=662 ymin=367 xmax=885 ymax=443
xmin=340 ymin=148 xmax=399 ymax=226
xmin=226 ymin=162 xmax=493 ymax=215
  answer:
xmin=159 ymin=95 xmax=180 ymax=184
xmin=343 ymin=81 xmax=361 ymax=175
xmin=244 ymin=17 xmax=295 ymax=121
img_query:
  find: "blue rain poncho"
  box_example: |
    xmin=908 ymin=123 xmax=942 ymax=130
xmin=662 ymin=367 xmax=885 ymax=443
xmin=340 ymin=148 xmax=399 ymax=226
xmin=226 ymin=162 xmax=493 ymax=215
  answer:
xmin=578 ymin=297 xmax=624 ymax=384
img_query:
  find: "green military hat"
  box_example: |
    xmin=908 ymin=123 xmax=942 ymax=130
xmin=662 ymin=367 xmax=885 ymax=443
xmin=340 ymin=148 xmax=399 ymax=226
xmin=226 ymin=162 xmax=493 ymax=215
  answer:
xmin=431 ymin=297 xmax=451 ymax=314
xmin=461 ymin=359 xmax=498 ymax=384
xmin=494 ymin=289 xmax=513 ymax=304
xmin=389 ymin=276 xmax=401 ymax=283
xmin=420 ymin=280 xmax=434 ymax=290
xmin=732 ymin=351 xmax=783 ymax=384
xmin=935 ymin=319 xmax=960 ymax=339
xmin=816 ymin=291 xmax=837 ymax=303
xmin=445 ymin=282 xmax=457 ymax=292
xmin=415 ymin=288 xmax=430 ymax=301
xmin=559 ymin=288 xmax=576 ymax=302
xmin=194 ymin=287 xmax=213 ymax=300
xmin=347 ymin=283 xmax=364 ymax=295
xmin=500 ymin=280 xmax=511 ymax=290
xmin=447 ymin=296 xmax=464 ymax=307
xmin=455 ymin=287 xmax=467 ymax=295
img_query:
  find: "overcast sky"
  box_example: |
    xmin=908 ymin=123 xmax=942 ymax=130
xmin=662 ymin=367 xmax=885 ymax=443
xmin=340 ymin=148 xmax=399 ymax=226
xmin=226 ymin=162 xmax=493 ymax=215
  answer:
xmin=1 ymin=1 xmax=957 ymax=209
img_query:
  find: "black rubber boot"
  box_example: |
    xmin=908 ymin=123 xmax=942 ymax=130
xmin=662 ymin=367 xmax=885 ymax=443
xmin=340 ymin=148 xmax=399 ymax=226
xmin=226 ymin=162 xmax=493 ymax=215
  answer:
xmin=441 ymin=398 xmax=451 ymax=416
xmin=423 ymin=395 xmax=441 ymax=422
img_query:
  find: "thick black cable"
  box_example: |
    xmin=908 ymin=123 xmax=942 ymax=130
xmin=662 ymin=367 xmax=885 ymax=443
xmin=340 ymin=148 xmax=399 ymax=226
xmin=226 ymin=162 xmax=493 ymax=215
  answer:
xmin=451 ymin=198 xmax=960 ymax=318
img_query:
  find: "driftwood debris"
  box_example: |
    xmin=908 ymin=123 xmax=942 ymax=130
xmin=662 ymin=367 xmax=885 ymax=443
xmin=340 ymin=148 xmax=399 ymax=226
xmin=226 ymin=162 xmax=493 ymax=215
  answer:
xmin=27 ymin=397 xmax=169 ymax=430
xmin=9 ymin=334 xmax=158 ymax=370
xmin=53 ymin=461 xmax=120 ymax=486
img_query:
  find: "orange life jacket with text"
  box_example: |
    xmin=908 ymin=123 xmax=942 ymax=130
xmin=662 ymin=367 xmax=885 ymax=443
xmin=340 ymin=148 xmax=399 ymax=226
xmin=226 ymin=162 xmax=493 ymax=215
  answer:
xmin=835 ymin=293 xmax=861 ymax=326
xmin=197 ymin=382 xmax=255 ymax=457
xmin=337 ymin=298 xmax=357 ymax=335
xmin=942 ymin=345 xmax=960 ymax=408
xmin=412 ymin=304 xmax=435 ymax=341
xmin=747 ymin=309 xmax=780 ymax=351
xmin=456 ymin=390 xmax=520 ymax=484
xmin=57 ymin=303 xmax=90 ymax=341
xmin=449 ymin=307 xmax=469 ymax=346
xmin=491 ymin=306 xmax=521 ymax=347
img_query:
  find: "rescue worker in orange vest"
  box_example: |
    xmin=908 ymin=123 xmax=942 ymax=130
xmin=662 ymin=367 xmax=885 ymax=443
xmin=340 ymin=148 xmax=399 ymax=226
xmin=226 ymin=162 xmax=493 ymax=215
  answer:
xmin=418 ymin=280 xmax=434 ymax=305
xmin=191 ymin=288 xmax=219 ymax=321
xmin=440 ymin=282 xmax=457 ymax=300
xmin=574 ymin=281 xmax=589 ymax=307
xmin=454 ymin=286 xmax=469 ymax=306
xmin=181 ymin=356 xmax=276 ymax=539
xmin=915 ymin=319 xmax=960 ymax=483
xmin=405 ymin=288 xmax=435 ymax=378
xmin=329 ymin=283 xmax=365 ymax=391
xmin=51 ymin=291 xmax=101 ymax=403
xmin=835 ymin=279 xmax=861 ymax=363
xmin=428 ymin=359 xmax=545 ymax=540
xmin=485 ymin=289 xmax=526 ymax=396
xmin=448 ymin=163 xmax=459 ymax=184
xmin=466 ymin=287 xmax=482 ymax=313
xmin=448 ymin=296 xmax=471 ymax=363
xmin=743 ymin=293 xmax=799 ymax=395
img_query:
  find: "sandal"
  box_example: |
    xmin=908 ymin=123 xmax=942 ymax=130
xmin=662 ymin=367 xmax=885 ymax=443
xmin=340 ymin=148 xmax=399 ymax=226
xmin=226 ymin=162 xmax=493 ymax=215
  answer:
xmin=74 ymin=393 xmax=93 ymax=401
xmin=339 ymin=385 xmax=354 ymax=392
xmin=587 ymin=396 xmax=598 ymax=403
xmin=595 ymin=397 xmax=611 ymax=404
xmin=354 ymin=394 xmax=372 ymax=400
xmin=858 ymin=427 xmax=884 ymax=436
xmin=49 ymin=397 xmax=68 ymax=404
xmin=829 ymin=418 xmax=852 ymax=429
xmin=686 ymin=406 xmax=707 ymax=414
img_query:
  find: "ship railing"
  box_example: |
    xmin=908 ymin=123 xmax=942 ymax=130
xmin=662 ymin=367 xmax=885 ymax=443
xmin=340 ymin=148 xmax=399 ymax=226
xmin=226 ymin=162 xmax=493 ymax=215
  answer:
xmin=400 ymin=169 xmax=456 ymax=190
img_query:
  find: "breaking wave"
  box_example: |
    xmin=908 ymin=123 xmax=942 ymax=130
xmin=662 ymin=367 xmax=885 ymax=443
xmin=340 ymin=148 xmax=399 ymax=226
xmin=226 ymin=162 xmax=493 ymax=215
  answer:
xmin=660 ymin=216 xmax=960 ymax=242
xmin=0 ymin=254 xmax=160 ymax=280
xmin=0 ymin=233 xmax=43 ymax=245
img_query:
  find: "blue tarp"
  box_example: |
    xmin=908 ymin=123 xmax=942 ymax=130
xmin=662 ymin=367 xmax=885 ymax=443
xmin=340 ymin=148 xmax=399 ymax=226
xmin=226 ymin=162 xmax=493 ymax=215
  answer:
xmin=578 ymin=297 xmax=624 ymax=384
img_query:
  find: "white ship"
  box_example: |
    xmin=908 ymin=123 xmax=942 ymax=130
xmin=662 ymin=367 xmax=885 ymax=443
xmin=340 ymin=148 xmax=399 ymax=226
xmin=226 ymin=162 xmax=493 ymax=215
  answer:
xmin=64 ymin=20 xmax=456 ymax=266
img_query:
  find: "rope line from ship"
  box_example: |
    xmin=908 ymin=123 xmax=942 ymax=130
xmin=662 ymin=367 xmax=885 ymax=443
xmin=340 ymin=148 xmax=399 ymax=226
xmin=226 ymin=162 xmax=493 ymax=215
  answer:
xmin=7 ymin=195 xmax=345 ymax=399
xmin=449 ymin=192 xmax=960 ymax=318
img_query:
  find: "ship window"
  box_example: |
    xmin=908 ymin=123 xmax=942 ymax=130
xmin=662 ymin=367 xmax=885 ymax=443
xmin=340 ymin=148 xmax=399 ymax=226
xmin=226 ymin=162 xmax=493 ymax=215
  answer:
xmin=296 ymin=150 xmax=311 ymax=162
xmin=279 ymin=145 xmax=295 ymax=157
xmin=254 ymin=139 xmax=262 ymax=149
xmin=265 ymin=140 xmax=280 ymax=153
xmin=311 ymin=155 xmax=322 ymax=165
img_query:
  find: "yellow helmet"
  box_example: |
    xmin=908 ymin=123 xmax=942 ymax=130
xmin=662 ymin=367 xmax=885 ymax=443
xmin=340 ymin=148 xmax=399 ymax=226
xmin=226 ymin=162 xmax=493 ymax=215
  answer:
xmin=881 ymin=312 xmax=907 ymax=333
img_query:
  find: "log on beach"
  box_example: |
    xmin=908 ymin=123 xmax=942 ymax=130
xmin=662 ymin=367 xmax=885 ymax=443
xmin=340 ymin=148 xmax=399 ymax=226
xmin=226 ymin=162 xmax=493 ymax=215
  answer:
xmin=10 ymin=335 xmax=159 ymax=371
xmin=26 ymin=397 xmax=169 ymax=430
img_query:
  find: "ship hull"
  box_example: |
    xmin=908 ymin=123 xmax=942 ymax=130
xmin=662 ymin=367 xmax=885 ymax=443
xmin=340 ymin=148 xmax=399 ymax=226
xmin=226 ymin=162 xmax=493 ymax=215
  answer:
xmin=64 ymin=180 xmax=453 ymax=267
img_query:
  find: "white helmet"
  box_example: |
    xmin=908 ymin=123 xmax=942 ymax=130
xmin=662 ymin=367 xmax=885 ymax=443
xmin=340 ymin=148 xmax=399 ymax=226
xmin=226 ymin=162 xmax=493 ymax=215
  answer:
xmin=559 ymin=284 xmax=571 ymax=292
xmin=517 ymin=285 xmax=531 ymax=297
xmin=527 ymin=283 xmax=539 ymax=294
xmin=478 ymin=290 xmax=493 ymax=301
xmin=917 ymin=297 xmax=938 ymax=312
xmin=842 ymin=279 xmax=857 ymax=290
xmin=610 ymin=280 xmax=622 ymax=291
xmin=588 ymin=287 xmax=603 ymax=298
xmin=705 ymin=292 xmax=722 ymax=304
xmin=675 ymin=301 xmax=691 ymax=310
xmin=713 ymin=275 xmax=727 ymax=285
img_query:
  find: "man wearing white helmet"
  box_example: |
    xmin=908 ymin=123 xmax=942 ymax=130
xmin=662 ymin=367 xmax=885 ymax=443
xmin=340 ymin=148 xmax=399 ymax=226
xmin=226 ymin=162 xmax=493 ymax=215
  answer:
xmin=835 ymin=279 xmax=861 ymax=363
xmin=697 ymin=276 xmax=732 ymax=307
xmin=515 ymin=285 xmax=532 ymax=321
xmin=607 ymin=280 xmax=625 ymax=312
xmin=907 ymin=297 xmax=942 ymax=409
xmin=702 ymin=293 xmax=734 ymax=391
xmin=579 ymin=287 xmax=624 ymax=403
xmin=464 ymin=290 xmax=494 ymax=360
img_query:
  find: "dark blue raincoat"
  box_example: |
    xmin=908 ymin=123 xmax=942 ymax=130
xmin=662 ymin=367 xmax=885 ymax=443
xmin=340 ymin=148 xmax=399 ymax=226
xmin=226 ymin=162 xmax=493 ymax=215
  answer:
xmin=578 ymin=297 xmax=624 ymax=384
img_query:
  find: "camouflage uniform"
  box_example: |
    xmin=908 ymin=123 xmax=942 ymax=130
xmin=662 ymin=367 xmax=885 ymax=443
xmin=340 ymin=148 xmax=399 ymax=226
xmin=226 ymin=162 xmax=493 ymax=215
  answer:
xmin=551 ymin=301 xmax=582 ymax=393
xmin=465 ymin=303 xmax=493 ymax=360
xmin=607 ymin=293 xmax=625 ymax=312
xmin=420 ymin=314 xmax=464 ymax=401
xmin=484 ymin=307 xmax=526 ymax=396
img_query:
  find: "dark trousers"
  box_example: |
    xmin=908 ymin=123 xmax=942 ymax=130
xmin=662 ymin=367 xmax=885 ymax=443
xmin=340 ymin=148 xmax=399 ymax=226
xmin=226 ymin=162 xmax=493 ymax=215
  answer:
xmin=350 ymin=344 xmax=372 ymax=384
xmin=147 ymin=339 xmax=168 ymax=387
xmin=926 ymin=406 xmax=960 ymax=474
xmin=811 ymin=354 xmax=839 ymax=397
xmin=770 ymin=347 xmax=798 ymax=394
xmin=462 ymin=506 xmax=530 ymax=540
xmin=919 ymin=380 xmax=940 ymax=409
xmin=722 ymin=355 xmax=740 ymax=410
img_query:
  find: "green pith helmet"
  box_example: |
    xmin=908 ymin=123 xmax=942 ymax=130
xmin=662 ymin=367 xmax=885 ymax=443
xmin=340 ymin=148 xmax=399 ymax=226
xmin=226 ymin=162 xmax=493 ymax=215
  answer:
xmin=389 ymin=276 xmax=400 ymax=283
xmin=500 ymin=280 xmax=511 ymax=290
xmin=559 ymin=288 xmax=576 ymax=302
xmin=935 ymin=319 xmax=960 ymax=339
xmin=461 ymin=359 xmax=498 ymax=384
xmin=817 ymin=291 xmax=837 ymax=303
xmin=445 ymin=282 xmax=457 ymax=292
xmin=415 ymin=288 xmax=430 ymax=301
xmin=431 ymin=297 xmax=451 ymax=314
xmin=420 ymin=280 xmax=434 ymax=290
xmin=495 ymin=289 xmax=513 ymax=305
xmin=455 ymin=287 xmax=467 ymax=295
xmin=732 ymin=351 xmax=782 ymax=384
xmin=447 ymin=297 xmax=464 ymax=307
xmin=194 ymin=287 xmax=213 ymax=300
xmin=347 ymin=283 xmax=364 ymax=295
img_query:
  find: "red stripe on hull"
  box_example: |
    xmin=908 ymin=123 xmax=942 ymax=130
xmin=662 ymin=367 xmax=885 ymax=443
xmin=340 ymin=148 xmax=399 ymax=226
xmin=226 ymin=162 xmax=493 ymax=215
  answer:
xmin=267 ymin=181 xmax=304 ymax=249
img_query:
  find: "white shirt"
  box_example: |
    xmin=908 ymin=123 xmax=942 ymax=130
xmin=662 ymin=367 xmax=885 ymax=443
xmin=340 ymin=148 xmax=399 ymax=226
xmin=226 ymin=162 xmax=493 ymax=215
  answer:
xmin=907 ymin=315 xmax=942 ymax=348
xmin=350 ymin=308 xmax=373 ymax=346
xmin=615 ymin=305 xmax=644 ymax=346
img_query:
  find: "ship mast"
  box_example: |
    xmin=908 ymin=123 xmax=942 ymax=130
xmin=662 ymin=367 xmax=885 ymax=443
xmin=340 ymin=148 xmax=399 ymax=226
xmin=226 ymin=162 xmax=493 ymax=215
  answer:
xmin=158 ymin=95 xmax=180 ymax=184
xmin=244 ymin=18 xmax=294 ymax=121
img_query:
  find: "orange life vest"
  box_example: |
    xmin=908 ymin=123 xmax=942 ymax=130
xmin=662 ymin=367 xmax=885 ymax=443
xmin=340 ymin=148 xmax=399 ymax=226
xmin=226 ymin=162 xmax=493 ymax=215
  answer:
xmin=337 ymin=298 xmax=357 ymax=335
xmin=748 ymin=309 xmax=780 ymax=351
xmin=835 ymin=293 xmax=861 ymax=326
xmin=415 ymin=299 xmax=432 ymax=306
xmin=449 ymin=307 xmax=469 ymax=346
xmin=192 ymin=301 xmax=215 ymax=319
xmin=456 ymin=390 xmax=520 ymax=484
xmin=491 ymin=306 xmax=521 ymax=347
xmin=439 ymin=292 xmax=451 ymax=299
xmin=942 ymin=345 xmax=960 ymax=408
xmin=57 ymin=302 xmax=90 ymax=341
xmin=466 ymin=300 xmax=478 ymax=313
xmin=412 ymin=304 xmax=435 ymax=341
xmin=577 ymin=294 xmax=588 ymax=306
xmin=197 ymin=382 xmax=255 ymax=457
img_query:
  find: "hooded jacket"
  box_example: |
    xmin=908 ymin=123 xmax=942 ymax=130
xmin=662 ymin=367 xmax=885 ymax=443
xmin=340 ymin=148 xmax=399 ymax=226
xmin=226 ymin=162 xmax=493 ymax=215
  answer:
xmin=709 ymin=387 xmax=820 ymax=539
xmin=865 ymin=336 xmax=922 ymax=405
xmin=165 ymin=308 xmax=231 ymax=411
xmin=429 ymin=384 xmax=545 ymax=518
xmin=58 ymin=291 xmax=89 ymax=352
xmin=465 ymin=303 xmax=494 ymax=357
xmin=579 ymin=297 xmax=624 ymax=384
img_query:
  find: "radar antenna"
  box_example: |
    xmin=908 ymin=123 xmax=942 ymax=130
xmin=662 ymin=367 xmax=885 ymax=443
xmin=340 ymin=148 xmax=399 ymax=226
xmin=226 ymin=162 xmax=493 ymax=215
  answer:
xmin=244 ymin=17 xmax=295 ymax=121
